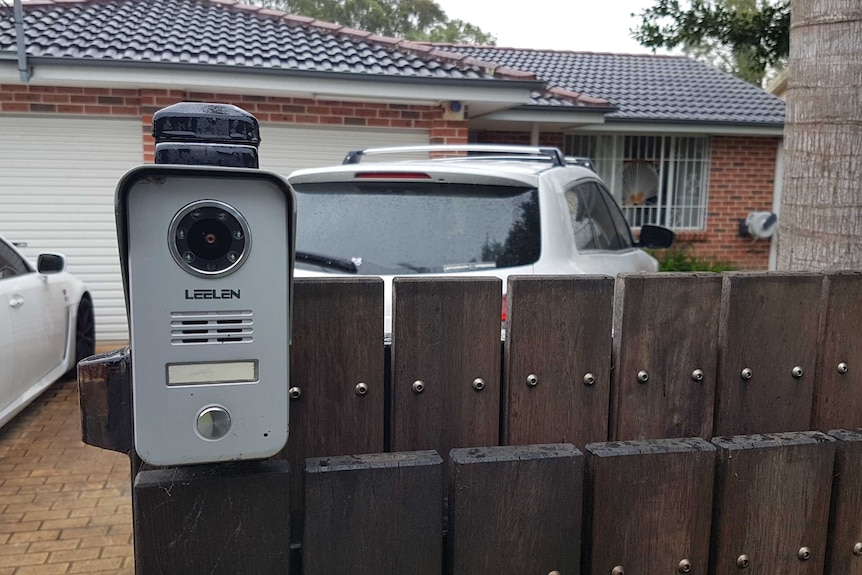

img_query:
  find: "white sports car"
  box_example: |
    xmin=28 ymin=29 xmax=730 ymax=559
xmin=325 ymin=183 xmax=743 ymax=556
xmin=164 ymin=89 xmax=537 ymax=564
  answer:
xmin=0 ymin=234 xmax=94 ymax=428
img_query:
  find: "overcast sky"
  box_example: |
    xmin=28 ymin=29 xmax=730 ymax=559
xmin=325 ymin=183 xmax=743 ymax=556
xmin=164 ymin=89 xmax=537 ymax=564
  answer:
xmin=433 ymin=0 xmax=672 ymax=54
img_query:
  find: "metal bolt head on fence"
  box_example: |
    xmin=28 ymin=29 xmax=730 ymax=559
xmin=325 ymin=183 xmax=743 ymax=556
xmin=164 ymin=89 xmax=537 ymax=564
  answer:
xmin=737 ymin=554 xmax=750 ymax=568
xmin=355 ymin=382 xmax=368 ymax=396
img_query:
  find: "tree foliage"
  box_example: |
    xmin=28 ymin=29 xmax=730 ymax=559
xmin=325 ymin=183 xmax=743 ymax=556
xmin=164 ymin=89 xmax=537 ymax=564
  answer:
xmin=632 ymin=0 xmax=789 ymax=85
xmin=255 ymin=0 xmax=496 ymax=44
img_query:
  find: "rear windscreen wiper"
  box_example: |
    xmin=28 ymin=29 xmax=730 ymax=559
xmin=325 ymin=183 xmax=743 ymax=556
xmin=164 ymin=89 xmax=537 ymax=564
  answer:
xmin=295 ymin=251 xmax=358 ymax=273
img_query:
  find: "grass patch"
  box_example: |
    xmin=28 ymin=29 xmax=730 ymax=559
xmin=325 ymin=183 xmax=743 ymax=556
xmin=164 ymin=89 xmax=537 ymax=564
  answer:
xmin=648 ymin=247 xmax=736 ymax=273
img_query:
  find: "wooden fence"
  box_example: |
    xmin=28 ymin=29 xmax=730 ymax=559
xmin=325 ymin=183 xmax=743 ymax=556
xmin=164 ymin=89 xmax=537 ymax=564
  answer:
xmin=78 ymin=271 xmax=862 ymax=574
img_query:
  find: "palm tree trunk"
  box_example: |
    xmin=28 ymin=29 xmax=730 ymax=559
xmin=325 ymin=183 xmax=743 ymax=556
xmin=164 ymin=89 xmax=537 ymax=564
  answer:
xmin=777 ymin=0 xmax=862 ymax=270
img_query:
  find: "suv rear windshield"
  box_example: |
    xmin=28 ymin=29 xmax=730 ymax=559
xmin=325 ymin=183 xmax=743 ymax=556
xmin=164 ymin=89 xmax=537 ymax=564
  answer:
xmin=293 ymin=182 xmax=540 ymax=275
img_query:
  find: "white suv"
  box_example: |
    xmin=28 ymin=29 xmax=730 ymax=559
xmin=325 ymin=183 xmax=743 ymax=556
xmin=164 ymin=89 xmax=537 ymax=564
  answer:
xmin=287 ymin=145 xmax=673 ymax=331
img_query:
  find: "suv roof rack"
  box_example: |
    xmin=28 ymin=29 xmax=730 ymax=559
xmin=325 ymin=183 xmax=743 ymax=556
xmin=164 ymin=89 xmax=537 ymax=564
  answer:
xmin=564 ymin=156 xmax=595 ymax=171
xmin=342 ymin=145 xmax=567 ymax=167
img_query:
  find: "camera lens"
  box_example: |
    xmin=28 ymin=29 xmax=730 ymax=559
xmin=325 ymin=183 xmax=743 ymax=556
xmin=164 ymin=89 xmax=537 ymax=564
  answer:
xmin=188 ymin=219 xmax=231 ymax=261
xmin=170 ymin=201 xmax=250 ymax=277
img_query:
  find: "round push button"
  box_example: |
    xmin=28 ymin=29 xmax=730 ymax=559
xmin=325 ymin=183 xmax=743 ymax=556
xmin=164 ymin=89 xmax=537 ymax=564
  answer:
xmin=196 ymin=406 xmax=231 ymax=440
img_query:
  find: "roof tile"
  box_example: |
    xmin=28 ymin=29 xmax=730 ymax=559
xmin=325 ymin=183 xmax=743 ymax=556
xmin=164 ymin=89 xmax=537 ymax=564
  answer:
xmin=2 ymin=0 xmax=505 ymax=82
xmin=440 ymin=45 xmax=784 ymax=124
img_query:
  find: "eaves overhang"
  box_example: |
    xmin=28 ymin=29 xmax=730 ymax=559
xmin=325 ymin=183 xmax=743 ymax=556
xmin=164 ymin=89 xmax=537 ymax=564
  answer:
xmin=0 ymin=56 xmax=546 ymax=113
xmin=468 ymin=105 xmax=612 ymax=132
xmin=468 ymin=105 xmax=785 ymax=137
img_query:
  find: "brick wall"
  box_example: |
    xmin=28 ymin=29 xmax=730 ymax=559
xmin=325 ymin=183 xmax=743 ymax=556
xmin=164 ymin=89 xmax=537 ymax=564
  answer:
xmin=1 ymin=86 xmax=779 ymax=270
xmin=0 ymin=84 xmax=469 ymax=163
xmin=698 ymin=136 xmax=778 ymax=270
xmin=476 ymin=130 xmax=779 ymax=270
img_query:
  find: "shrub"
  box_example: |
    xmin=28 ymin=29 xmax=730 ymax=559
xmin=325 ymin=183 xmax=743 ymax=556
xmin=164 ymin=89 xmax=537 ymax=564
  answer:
xmin=648 ymin=247 xmax=735 ymax=273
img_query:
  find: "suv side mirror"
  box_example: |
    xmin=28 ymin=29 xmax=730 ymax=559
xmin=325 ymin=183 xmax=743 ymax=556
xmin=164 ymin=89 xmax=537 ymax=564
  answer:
xmin=636 ymin=225 xmax=674 ymax=249
xmin=37 ymin=253 xmax=66 ymax=274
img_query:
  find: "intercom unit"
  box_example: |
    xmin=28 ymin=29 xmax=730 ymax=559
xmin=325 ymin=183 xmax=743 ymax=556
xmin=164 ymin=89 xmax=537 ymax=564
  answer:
xmin=116 ymin=165 xmax=295 ymax=465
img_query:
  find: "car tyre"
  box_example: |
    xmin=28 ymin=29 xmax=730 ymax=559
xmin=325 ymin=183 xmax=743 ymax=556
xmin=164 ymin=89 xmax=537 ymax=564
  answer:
xmin=75 ymin=296 xmax=96 ymax=366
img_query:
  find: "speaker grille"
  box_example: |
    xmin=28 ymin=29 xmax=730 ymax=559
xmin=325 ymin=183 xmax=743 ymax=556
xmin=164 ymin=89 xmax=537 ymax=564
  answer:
xmin=170 ymin=310 xmax=253 ymax=345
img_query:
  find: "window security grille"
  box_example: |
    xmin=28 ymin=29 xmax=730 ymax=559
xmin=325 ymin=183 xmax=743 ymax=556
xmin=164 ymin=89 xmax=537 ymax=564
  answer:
xmin=566 ymin=134 xmax=711 ymax=230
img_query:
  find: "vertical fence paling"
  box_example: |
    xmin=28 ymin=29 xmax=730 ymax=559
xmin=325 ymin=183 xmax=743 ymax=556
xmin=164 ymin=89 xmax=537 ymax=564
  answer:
xmin=584 ymin=437 xmax=716 ymax=575
xmin=714 ymin=272 xmax=824 ymax=436
xmin=826 ymin=430 xmax=862 ymax=575
xmin=813 ymin=272 xmax=862 ymax=431
xmin=278 ymin=278 xmax=385 ymax=536
xmin=447 ymin=444 xmax=583 ymax=574
xmin=611 ymin=272 xmax=721 ymax=441
xmin=504 ymin=276 xmax=613 ymax=447
xmin=710 ymin=432 xmax=835 ymax=575
xmin=390 ymin=277 xmax=502 ymax=457
xmin=303 ymin=451 xmax=442 ymax=574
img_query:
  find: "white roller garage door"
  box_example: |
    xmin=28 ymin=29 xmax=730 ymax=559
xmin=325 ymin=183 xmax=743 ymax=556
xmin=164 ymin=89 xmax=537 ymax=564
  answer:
xmin=0 ymin=115 xmax=142 ymax=343
xmin=259 ymin=124 xmax=429 ymax=177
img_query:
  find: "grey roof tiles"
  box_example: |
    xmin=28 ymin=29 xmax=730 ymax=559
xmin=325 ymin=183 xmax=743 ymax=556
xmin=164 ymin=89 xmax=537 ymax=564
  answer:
xmin=0 ymin=0 xmax=496 ymax=80
xmin=1 ymin=0 xmax=786 ymax=125
xmin=441 ymin=46 xmax=785 ymax=125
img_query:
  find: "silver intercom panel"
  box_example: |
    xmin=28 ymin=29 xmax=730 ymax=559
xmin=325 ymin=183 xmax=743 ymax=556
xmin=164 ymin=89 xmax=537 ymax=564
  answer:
xmin=116 ymin=166 xmax=295 ymax=466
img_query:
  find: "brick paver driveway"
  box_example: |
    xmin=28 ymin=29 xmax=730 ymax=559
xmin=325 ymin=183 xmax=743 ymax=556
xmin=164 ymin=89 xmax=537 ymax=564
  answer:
xmin=0 ymin=375 xmax=134 ymax=574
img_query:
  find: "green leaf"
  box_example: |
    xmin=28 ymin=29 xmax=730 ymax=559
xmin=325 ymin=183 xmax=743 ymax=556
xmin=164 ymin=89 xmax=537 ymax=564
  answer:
xmin=255 ymin=0 xmax=496 ymax=45
xmin=632 ymin=0 xmax=789 ymax=85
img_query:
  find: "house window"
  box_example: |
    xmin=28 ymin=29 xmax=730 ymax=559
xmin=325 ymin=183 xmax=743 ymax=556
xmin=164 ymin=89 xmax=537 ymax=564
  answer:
xmin=565 ymin=134 xmax=711 ymax=230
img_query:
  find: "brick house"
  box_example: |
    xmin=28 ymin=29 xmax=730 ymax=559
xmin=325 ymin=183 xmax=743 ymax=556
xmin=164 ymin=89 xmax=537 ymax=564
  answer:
xmin=0 ymin=0 xmax=785 ymax=343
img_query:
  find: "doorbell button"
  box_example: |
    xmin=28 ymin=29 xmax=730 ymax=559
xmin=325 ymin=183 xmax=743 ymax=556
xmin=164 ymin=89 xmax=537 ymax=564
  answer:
xmin=196 ymin=406 xmax=232 ymax=440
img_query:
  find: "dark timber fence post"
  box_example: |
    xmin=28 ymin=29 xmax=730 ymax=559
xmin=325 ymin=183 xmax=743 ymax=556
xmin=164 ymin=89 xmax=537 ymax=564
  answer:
xmin=390 ymin=278 xmax=502 ymax=460
xmin=825 ymin=430 xmax=862 ymax=575
xmin=504 ymin=276 xmax=613 ymax=447
xmin=448 ymin=444 xmax=584 ymax=574
xmin=812 ymin=272 xmax=862 ymax=431
xmin=610 ymin=272 xmax=722 ymax=441
xmin=714 ymin=272 xmax=823 ymax=436
xmin=584 ymin=437 xmax=716 ymax=575
xmin=303 ymin=451 xmax=443 ymax=574
xmin=710 ymin=432 xmax=835 ymax=574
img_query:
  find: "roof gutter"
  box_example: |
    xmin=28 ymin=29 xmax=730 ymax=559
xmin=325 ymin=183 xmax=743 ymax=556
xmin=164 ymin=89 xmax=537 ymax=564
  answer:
xmin=604 ymin=117 xmax=785 ymax=129
xmin=13 ymin=0 xmax=30 ymax=82
xmin=576 ymin=118 xmax=785 ymax=136
xmin=21 ymin=56 xmax=548 ymax=92
xmin=503 ymin=105 xmax=785 ymax=134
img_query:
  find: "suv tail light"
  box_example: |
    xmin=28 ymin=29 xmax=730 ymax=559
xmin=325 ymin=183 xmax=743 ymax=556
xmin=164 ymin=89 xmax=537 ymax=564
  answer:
xmin=502 ymin=293 xmax=507 ymax=322
xmin=354 ymin=172 xmax=432 ymax=180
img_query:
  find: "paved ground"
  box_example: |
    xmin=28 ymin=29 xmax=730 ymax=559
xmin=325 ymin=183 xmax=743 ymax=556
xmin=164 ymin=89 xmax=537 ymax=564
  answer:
xmin=0 ymin=375 xmax=134 ymax=574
